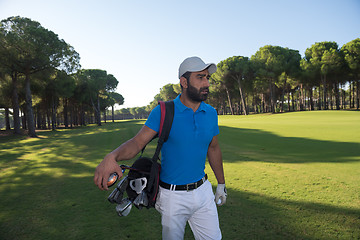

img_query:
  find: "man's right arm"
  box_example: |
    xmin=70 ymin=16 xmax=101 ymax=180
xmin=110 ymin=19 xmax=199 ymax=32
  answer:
xmin=94 ymin=125 xmax=157 ymax=190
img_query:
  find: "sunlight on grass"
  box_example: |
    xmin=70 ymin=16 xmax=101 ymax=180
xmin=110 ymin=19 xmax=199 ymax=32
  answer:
xmin=219 ymin=111 xmax=360 ymax=143
xmin=0 ymin=112 xmax=359 ymax=239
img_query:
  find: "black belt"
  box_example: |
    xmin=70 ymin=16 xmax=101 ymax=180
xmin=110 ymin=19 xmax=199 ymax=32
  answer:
xmin=159 ymin=174 xmax=208 ymax=191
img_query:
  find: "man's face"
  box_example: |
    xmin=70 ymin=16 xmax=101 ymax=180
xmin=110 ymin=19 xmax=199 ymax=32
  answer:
xmin=185 ymin=69 xmax=210 ymax=102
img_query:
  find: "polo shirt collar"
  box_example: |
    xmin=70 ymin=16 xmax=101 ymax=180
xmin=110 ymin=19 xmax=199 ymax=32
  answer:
xmin=174 ymin=94 xmax=207 ymax=112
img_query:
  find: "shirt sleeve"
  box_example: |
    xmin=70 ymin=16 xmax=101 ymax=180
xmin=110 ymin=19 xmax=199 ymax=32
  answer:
xmin=145 ymin=105 xmax=161 ymax=133
xmin=214 ymin=115 xmax=220 ymax=136
xmin=211 ymin=106 xmax=220 ymax=136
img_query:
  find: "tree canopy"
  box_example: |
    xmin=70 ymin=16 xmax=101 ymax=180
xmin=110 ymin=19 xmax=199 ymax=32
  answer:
xmin=0 ymin=16 xmax=124 ymax=135
xmin=1 ymin=16 xmax=359 ymax=134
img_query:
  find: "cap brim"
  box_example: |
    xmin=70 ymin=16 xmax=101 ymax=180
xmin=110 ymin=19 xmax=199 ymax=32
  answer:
xmin=207 ymin=63 xmax=217 ymax=75
xmin=188 ymin=63 xmax=217 ymax=75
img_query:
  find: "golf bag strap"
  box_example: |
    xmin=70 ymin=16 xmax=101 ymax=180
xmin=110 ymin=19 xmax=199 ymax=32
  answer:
xmin=151 ymin=100 xmax=174 ymax=163
xmin=139 ymin=100 xmax=174 ymax=157
xmin=146 ymin=101 xmax=174 ymax=199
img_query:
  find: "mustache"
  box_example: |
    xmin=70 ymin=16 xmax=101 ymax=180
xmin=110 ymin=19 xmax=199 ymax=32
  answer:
xmin=199 ymin=87 xmax=209 ymax=93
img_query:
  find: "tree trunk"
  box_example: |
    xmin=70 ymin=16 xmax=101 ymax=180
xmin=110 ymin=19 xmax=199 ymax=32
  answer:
xmin=25 ymin=73 xmax=37 ymax=137
xmin=91 ymin=96 xmax=101 ymax=125
xmin=36 ymin=106 xmax=41 ymax=129
xmin=281 ymin=80 xmax=287 ymax=113
xmin=81 ymin=106 xmax=86 ymax=126
xmin=269 ymin=80 xmax=276 ymax=113
xmin=224 ymin=87 xmax=234 ymax=115
xmin=253 ymin=95 xmax=257 ymax=113
xmin=22 ymin=107 xmax=27 ymax=130
xmin=51 ymin=97 xmax=56 ymax=131
xmin=309 ymin=87 xmax=314 ymax=111
xmin=112 ymin=105 xmax=115 ymax=122
xmin=64 ymin=98 xmax=69 ymax=128
xmin=236 ymin=76 xmax=247 ymax=115
xmin=97 ymin=96 xmax=101 ymax=126
xmin=300 ymin=84 xmax=304 ymax=111
xmin=261 ymin=94 xmax=265 ymax=113
xmin=357 ymin=80 xmax=359 ymax=110
xmin=11 ymin=72 xmax=21 ymax=134
xmin=352 ymin=81 xmax=355 ymax=108
xmin=317 ymin=85 xmax=322 ymax=110
xmin=335 ymin=82 xmax=340 ymax=110
xmin=46 ymin=108 xmax=51 ymax=129
xmin=287 ymin=92 xmax=291 ymax=112
xmin=70 ymin=102 xmax=73 ymax=128
xmin=5 ymin=108 xmax=11 ymax=130
xmin=322 ymin=75 xmax=327 ymax=110
xmin=349 ymin=83 xmax=352 ymax=108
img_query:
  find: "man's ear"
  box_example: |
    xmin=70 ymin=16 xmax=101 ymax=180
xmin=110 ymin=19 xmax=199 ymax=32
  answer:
xmin=180 ymin=76 xmax=188 ymax=89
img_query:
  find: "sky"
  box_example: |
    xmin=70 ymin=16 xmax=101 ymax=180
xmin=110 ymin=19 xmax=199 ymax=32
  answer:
xmin=1 ymin=0 xmax=359 ymax=109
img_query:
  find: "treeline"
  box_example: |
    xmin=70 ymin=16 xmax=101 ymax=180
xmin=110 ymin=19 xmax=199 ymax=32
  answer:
xmin=208 ymin=41 xmax=360 ymax=115
xmin=141 ymin=40 xmax=359 ymax=116
xmin=0 ymin=16 xmax=124 ymax=136
xmin=1 ymin=16 xmax=359 ymax=136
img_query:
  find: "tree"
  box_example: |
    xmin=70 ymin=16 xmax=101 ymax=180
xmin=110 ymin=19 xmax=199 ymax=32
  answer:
xmin=211 ymin=61 xmax=236 ymax=115
xmin=342 ymin=38 xmax=360 ymax=110
xmin=159 ymin=83 xmax=179 ymax=101
xmin=82 ymin=69 xmax=107 ymax=126
xmin=209 ymin=73 xmax=228 ymax=114
xmin=107 ymin=92 xmax=124 ymax=122
xmin=252 ymin=46 xmax=289 ymax=113
xmin=304 ymin=42 xmax=341 ymax=110
xmin=42 ymin=69 xmax=75 ymax=130
xmin=275 ymin=49 xmax=301 ymax=112
xmin=0 ymin=74 xmax=12 ymax=130
xmin=300 ymin=56 xmax=320 ymax=111
xmin=0 ymin=32 xmax=21 ymax=134
xmin=222 ymin=56 xmax=252 ymax=115
xmin=0 ymin=16 xmax=80 ymax=137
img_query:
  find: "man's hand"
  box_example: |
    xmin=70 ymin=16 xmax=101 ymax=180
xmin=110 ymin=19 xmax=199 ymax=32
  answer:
xmin=94 ymin=153 xmax=123 ymax=191
xmin=215 ymin=184 xmax=227 ymax=206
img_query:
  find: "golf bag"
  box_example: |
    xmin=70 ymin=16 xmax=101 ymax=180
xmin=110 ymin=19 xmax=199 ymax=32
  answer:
xmin=108 ymin=100 xmax=174 ymax=211
xmin=128 ymin=100 xmax=174 ymax=208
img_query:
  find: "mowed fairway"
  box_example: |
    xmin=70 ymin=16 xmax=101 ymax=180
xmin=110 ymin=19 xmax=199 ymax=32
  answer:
xmin=0 ymin=111 xmax=359 ymax=239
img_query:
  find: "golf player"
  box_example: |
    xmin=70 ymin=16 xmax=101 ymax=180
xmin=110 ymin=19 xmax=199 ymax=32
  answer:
xmin=94 ymin=56 xmax=227 ymax=240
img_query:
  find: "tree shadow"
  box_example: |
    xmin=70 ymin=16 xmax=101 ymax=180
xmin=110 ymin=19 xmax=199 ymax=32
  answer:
xmin=1 ymin=121 xmax=359 ymax=239
xmin=217 ymin=188 xmax=360 ymax=240
xmin=218 ymin=126 xmax=360 ymax=164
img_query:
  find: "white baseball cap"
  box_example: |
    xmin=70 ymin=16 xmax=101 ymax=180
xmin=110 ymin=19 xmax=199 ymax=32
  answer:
xmin=178 ymin=56 xmax=217 ymax=79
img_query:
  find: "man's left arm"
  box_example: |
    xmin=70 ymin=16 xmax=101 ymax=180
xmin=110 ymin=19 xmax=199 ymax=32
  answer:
xmin=208 ymin=135 xmax=227 ymax=206
xmin=208 ymin=135 xmax=225 ymax=184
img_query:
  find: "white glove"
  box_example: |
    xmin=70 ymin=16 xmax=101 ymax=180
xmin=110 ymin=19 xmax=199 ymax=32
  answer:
xmin=215 ymin=184 xmax=227 ymax=206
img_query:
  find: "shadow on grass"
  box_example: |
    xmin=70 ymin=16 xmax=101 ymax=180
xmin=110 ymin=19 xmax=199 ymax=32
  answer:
xmin=1 ymin=121 xmax=360 ymax=239
xmin=218 ymin=188 xmax=360 ymax=240
xmin=219 ymin=126 xmax=360 ymax=164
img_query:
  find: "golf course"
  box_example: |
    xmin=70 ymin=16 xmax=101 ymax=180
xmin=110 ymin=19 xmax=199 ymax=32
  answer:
xmin=0 ymin=110 xmax=359 ymax=240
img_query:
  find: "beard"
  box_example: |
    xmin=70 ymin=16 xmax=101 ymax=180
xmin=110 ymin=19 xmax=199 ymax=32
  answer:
xmin=186 ymin=81 xmax=209 ymax=102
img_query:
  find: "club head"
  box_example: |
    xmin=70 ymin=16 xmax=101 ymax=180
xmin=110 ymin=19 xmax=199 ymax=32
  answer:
xmin=115 ymin=198 xmax=132 ymax=216
xmin=108 ymin=176 xmax=128 ymax=204
xmin=133 ymin=190 xmax=148 ymax=209
xmin=108 ymin=188 xmax=120 ymax=203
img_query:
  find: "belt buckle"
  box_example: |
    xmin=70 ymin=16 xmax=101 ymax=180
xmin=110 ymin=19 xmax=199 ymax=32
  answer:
xmin=186 ymin=184 xmax=189 ymax=192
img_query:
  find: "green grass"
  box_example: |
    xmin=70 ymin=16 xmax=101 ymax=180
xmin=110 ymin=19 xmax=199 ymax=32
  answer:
xmin=0 ymin=111 xmax=359 ymax=239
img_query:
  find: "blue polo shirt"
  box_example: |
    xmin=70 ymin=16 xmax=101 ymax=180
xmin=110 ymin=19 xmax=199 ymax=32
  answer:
xmin=145 ymin=94 xmax=219 ymax=185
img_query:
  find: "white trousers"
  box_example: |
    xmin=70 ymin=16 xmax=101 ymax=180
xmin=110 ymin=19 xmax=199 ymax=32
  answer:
xmin=155 ymin=180 xmax=222 ymax=240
